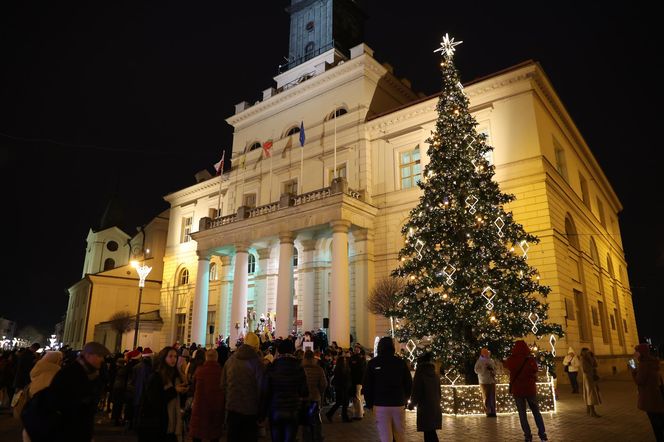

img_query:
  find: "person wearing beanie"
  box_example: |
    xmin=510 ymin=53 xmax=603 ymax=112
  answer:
xmin=260 ymin=337 xmax=308 ymax=441
xmin=630 ymin=343 xmax=664 ymax=440
xmin=562 ymin=347 xmax=580 ymax=393
xmin=221 ymin=331 xmax=264 ymax=441
xmin=362 ymin=336 xmax=413 ymax=442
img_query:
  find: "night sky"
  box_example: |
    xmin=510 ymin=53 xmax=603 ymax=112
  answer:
xmin=1 ymin=2 xmax=661 ymax=346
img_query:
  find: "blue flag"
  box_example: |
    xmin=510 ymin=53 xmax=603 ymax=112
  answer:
xmin=299 ymin=121 xmax=305 ymax=147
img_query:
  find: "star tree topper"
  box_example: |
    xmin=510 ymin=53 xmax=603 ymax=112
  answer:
xmin=434 ymin=33 xmax=463 ymax=59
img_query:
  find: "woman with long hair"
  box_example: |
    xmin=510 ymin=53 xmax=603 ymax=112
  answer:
xmin=579 ymin=347 xmax=601 ymax=417
xmin=137 ymin=346 xmax=188 ymax=442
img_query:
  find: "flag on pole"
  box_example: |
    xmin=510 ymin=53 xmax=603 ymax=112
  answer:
xmin=262 ymin=139 xmax=273 ymax=158
xmin=299 ymin=121 xmax=305 ymax=147
xmin=213 ymin=150 xmax=225 ymax=176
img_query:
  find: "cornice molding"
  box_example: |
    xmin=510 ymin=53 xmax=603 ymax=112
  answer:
xmin=164 ymin=176 xmax=229 ymax=206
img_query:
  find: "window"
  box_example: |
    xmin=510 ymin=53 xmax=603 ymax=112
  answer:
xmin=106 ymin=241 xmax=118 ymax=251
xmin=206 ymin=311 xmax=216 ymax=346
xmin=327 ymin=107 xmax=348 ymax=120
xmin=610 ymin=313 xmax=616 ymax=330
xmin=598 ymin=300 xmax=609 ymax=344
xmin=623 ymin=318 xmax=628 ymax=333
xmin=248 ymin=254 xmax=256 ymax=274
xmin=180 ymin=216 xmax=193 ymax=243
xmin=175 ymin=313 xmax=186 ymax=344
xmin=596 ymin=197 xmax=606 ymax=227
xmin=574 ymin=289 xmax=589 ymax=341
xmin=285 ymin=126 xmax=300 ymax=137
xmin=579 ymin=173 xmax=591 ymax=209
xmin=293 ymin=248 xmax=299 ymax=267
xmin=178 ymin=268 xmax=189 ymax=286
xmin=243 ymin=193 xmax=256 ymax=208
xmin=283 ymin=179 xmax=298 ymax=195
xmin=589 ymin=238 xmax=600 ymax=268
xmin=399 ymin=147 xmax=421 ymax=189
xmin=591 ymin=306 xmax=599 ymax=326
xmin=564 ymin=297 xmax=576 ymax=320
xmin=209 ymin=262 xmax=218 ymax=281
xmin=553 ymin=137 xmax=568 ymax=181
xmin=328 ymin=164 xmax=347 ymax=183
xmin=564 ymin=215 xmax=580 ymax=249
xmin=249 ymin=141 xmax=262 ymax=151
xmin=305 ymin=21 xmax=314 ymax=32
xmin=103 ymin=258 xmax=115 ymax=271
xmin=209 ymin=207 xmax=221 ymax=219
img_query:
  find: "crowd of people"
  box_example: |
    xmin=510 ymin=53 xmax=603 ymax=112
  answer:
xmin=0 ymin=334 xmax=662 ymax=442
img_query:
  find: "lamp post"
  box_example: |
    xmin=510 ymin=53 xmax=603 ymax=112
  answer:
xmin=131 ymin=260 xmax=152 ymax=349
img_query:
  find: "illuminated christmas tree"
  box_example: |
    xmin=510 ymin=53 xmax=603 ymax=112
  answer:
xmin=392 ymin=35 xmax=563 ymax=380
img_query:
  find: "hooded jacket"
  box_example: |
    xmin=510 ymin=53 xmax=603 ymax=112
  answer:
xmin=562 ymin=347 xmax=580 ymax=373
xmin=632 ymin=348 xmax=664 ymax=412
xmin=29 ymin=352 xmax=62 ymax=396
xmin=221 ymin=344 xmax=263 ymax=415
xmin=504 ymin=340 xmax=538 ymax=397
xmin=362 ymin=338 xmax=413 ymax=407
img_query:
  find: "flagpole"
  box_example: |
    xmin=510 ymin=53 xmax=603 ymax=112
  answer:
xmin=299 ymin=138 xmax=304 ymax=194
xmin=333 ymin=109 xmax=337 ymax=179
xmin=216 ymin=151 xmax=224 ymax=216
xmin=269 ymin=154 xmax=273 ymax=202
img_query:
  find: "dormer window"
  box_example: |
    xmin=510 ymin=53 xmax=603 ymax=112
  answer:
xmin=285 ymin=125 xmax=300 ymax=137
xmin=249 ymin=141 xmax=262 ymax=151
xmin=326 ymin=107 xmax=348 ymax=121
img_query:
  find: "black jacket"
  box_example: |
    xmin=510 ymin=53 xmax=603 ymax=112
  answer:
xmin=349 ymin=353 xmax=366 ymax=385
xmin=260 ymin=355 xmax=308 ymax=419
xmin=137 ymin=372 xmax=178 ymax=441
xmin=362 ymin=354 xmax=412 ymax=408
xmin=410 ymin=362 xmax=442 ymax=431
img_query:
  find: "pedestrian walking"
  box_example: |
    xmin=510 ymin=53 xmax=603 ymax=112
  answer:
xmin=326 ymin=351 xmax=352 ymax=422
xmin=362 ymin=336 xmax=413 ymax=442
xmin=350 ymin=343 xmax=367 ymax=420
xmin=562 ymin=347 xmax=580 ymax=394
xmin=505 ymin=340 xmax=547 ymax=442
xmin=261 ymin=338 xmax=309 ymax=442
xmin=579 ymin=347 xmax=601 ymax=417
xmin=189 ymin=350 xmax=225 ymax=442
xmin=137 ymin=346 xmax=188 ymax=442
xmin=301 ymin=349 xmax=327 ymax=442
xmin=408 ymin=352 xmax=441 ymax=442
xmin=629 ymin=343 xmax=664 ymax=441
xmin=474 ymin=347 xmax=497 ymax=417
xmin=221 ymin=331 xmax=264 ymax=442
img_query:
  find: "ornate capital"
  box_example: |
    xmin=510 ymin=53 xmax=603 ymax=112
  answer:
xmin=220 ymin=255 xmax=232 ymax=266
xmin=330 ymin=220 xmax=351 ymax=234
xmin=279 ymin=231 xmax=295 ymax=244
xmin=196 ymin=249 xmax=212 ymax=261
xmin=300 ymin=239 xmax=317 ymax=252
xmin=235 ymin=242 xmax=250 ymax=254
xmin=257 ymin=248 xmax=271 ymax=260
xmin=352 ymin=228 xmax=372 ymax=242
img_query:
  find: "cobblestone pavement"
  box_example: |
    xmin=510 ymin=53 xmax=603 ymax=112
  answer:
xmin=0 ymin=379 xmax=655 ymax=441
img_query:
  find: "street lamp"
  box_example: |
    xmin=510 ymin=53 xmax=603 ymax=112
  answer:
xmin=131 ymin=260 xmax=152 ymax=349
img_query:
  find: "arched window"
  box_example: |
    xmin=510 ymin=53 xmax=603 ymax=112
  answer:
xmin=285 ymin=125 xmax=300 ymax=137
xmin=564 ymin=215 xmax=580 ymax=249
xmin=606 ymin=255 xmax=615 ymax=279
xmin=248 ymin=254 xmax=256 ymax=274
xmin=589 ymin=237 xmax=600 ymax=268
xmin=178 ymin=268 xmax=189 ymax=286
xmin=293 ymin=248 xmax=299 ymax=267
xmin=249 ymin=141 xmax=262 ymax=151
xmin=209 ymin=262 xmax=218 ymax=281
xmin=103 ymin=258 xmax=115 ymax=271
xmin=326 ymin=107 xmax=348 ymax=121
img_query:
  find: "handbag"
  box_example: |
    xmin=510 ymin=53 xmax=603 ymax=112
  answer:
xmin=563 ymin=363 xmax=569 ymax=373
xmin=509 ymin=358 xmax=528 ymax=395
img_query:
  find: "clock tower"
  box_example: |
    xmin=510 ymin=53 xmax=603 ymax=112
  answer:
xmin=283 ymin=0 xmax=366 ymax=72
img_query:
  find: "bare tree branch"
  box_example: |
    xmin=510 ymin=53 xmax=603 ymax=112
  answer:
xmin=367 ymin=277 xmax=405 ymax=316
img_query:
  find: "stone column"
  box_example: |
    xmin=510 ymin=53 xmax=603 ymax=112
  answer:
xmin=276 ymin=232 xmax=294 ymax=338
xmin=218 ymin=255 xmax=233 ymax=339
xmin=191 ymin=250 xmax=211 ymax=346
xmin=230 ymin=244 xmax=249 ymax=343
xmin=330 ymin=220 xmax=351 ymax=348
xmin=254 ymin=248 xmax=271 ymax=320
xmin=299 ymin=239 xmax=317 ymax=332
xmin=352 ymin=228 xmax=374 ymax=347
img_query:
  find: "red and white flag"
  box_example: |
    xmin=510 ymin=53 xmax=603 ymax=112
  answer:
xmin=262 ymin=139 xmax=273 ymax=158
xmin=213 ymin=150 xmax=225 ymax=175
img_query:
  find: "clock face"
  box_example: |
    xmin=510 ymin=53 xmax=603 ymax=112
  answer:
xmin=132 ymin=245 xmax=142 ymax=257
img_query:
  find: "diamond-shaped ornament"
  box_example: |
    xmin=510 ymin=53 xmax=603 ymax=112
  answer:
xmin=444 ymin=369 xmax=460 ymax=385
xmin=519 ymin=240 xmax=530 ymax=260
xmin=528 ymin=312 xmax=540 ymax=334
xmin=549 ymin=334 xmax=557 ymax=357
xmin=414 ymin=240 xmax=425 ymax=260
xmin=494 ymin=217 xmax=505 ymax=237
xmin=481 ymin=286 xmax=496 ymax=310
xmin=465 ymin=195 xmax=479 ymax=214
xmin=406 ymin=339 xmax=417 ymax=362
xmin=464 ymin=133 xmax=476 ymax=148
xmin=442 ymin=264 xmax=456 ymax=285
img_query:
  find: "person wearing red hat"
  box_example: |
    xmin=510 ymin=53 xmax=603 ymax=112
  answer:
xmin=629 ymin=343 xmax=664 ymax=441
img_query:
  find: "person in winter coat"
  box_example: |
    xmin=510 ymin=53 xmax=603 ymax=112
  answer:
xmin=629 ymin=343 xmax=664 ymax=441
xmin=13 ymin=343 xmax=40 ymax=390
xmin=326 ymin=351 xmax=352 ymax=422
xmin=408 ymin=352 xmax=441 ymax=442
xmin=137 ymin=346 xmax=188 ymax=442
xmin=189 ymin=350 xmax=225 ymax=442
xmin=474 ymin=347 xmax=497 ymax=417
xmin=28 ymin=351 xmax=62 ymax=397
xmin=562 ymin=347 xmax=580 ymax=393
xmin=301 ymin=350 xmax=327 ymax=442
xmin=221 ymin=331 xmax=264 ymax=442
xmin=350 ymin=343 xmax=367 ymax=420
xmin=579 ymin=347 xmax=601 ymax=417
xmin=261 ymin=338 xmax=309 ymax=442
xmin=504 ymin=340 xmax=547 ymax=442
xmin=362 ymin=337 xmax=413 ymax=442
xmin=23 ymin=342 xmax=109 ymax=442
